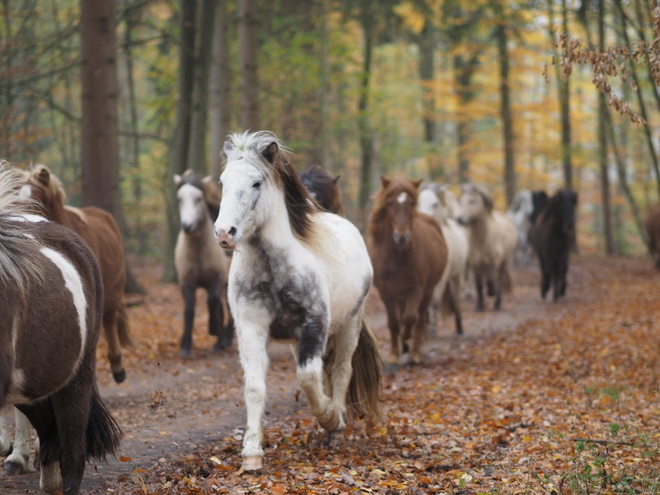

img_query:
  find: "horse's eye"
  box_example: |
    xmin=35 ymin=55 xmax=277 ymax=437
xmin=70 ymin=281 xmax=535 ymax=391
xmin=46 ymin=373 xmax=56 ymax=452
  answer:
xmin=252 ymin=181 xmax=262 ymax=189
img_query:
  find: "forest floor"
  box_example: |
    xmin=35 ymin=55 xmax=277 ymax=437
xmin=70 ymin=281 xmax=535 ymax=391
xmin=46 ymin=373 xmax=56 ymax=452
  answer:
xmin=2 ymin=254 xmax=660 ymax=495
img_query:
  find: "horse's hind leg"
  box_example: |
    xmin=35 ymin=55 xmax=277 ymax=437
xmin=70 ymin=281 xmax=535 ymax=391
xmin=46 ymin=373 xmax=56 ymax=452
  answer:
xmin=447 ymin=278 xmax=463 ymax=334
xmin=180 ymin=285 xmax=196 ymax=357
xmin=474 ymin=271 xmax=485 ymax=312
xmin=3 ymin=408 xmax=32 ymax=474
xmin=103 ymin=308 xmax=126 ymax=383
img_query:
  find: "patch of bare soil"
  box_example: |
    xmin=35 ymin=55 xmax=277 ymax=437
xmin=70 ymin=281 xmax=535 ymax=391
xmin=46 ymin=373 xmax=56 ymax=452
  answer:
xmin=2 ymin=255 xmax=659 ymax=494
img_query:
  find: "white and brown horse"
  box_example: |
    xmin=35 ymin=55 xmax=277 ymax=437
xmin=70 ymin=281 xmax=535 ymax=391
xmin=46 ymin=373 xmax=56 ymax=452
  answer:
xmin=215 ymin=131 xmax=382 ymax=472
xmin=0 ymin=167 xmax=121 ymax=495
xmin=174 ymin=171 xmax=233 ymax=357
xmin=458 ymin=184 xmax=517 ymax=312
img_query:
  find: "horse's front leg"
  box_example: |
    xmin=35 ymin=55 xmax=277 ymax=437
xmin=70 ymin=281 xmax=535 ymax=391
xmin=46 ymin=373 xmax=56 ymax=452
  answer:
xmin=384 ymin=302 xmax=401 ymax=366
xmin=409 ymin=292 xmax=432 ymax=364
xmin=237 ymin=321 xmax=269 ymax=471
xmin=103 ymin=308 xmax=126 ymax=383
xmin=180 ymin=284 xmax=196 ymax=357
xmin=0 ymin=410 xmax=11 ymax=457
xmin=3 ymin=408 xmax=31 ymax=474
xmin=474 ymin=271 xmax=485 ymax=312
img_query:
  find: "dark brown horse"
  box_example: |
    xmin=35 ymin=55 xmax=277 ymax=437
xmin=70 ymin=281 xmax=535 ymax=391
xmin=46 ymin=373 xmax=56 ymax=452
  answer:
xmin=299 ymin=165 xmax=344 ymax=215
xmin=0 ymin=167 xmax=121 ymax=495
xmin=528 ymin=189 xmax=578 ymax=301
xmin=20 ymin=165 xmax=131 ymax=383
xmin=368 ymin=176 xmax=448 ymax=365
xmin=645 ymin=203 xmax=660 ymax=270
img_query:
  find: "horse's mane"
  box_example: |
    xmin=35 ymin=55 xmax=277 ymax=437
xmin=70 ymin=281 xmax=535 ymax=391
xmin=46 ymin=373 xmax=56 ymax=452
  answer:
xmin=368 ymin=177 xmax=420 ymax=239
xmin=178 ymin=170 xmax=221 ymax=220
xmin=0 ymin=164 xmax=44 ymax=296
xmin=225 ymin=131 xmax=317 ymax=243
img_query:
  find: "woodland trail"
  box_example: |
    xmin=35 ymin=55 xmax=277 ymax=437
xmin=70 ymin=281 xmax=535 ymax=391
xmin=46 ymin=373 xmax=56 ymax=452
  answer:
xmin=2 ymin=255 xmax=659 ymax=494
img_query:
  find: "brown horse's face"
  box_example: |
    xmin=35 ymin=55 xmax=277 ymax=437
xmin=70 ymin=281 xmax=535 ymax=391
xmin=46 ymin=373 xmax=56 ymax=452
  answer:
xmin=17 ymin=167 xmax=58 ymax=219
xmin=383 ymin=187 xmax=417 ymax=248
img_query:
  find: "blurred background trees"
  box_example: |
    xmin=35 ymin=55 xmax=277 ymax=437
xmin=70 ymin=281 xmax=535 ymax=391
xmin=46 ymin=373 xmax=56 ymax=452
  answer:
xmin=2 ymin=0 xmax=660 ymax=269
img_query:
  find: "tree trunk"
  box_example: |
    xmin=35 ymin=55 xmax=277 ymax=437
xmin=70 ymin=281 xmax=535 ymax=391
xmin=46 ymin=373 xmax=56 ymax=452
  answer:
xmin=239 ymin=0 xmax=260 ymax=130
xmin=210 ymin=0 xmax=231 ymax=182
xmin=496 ymin=21 xmax=516 ymax=205
xmin=187 ymin=0 xmax=217 ymax=175
xmin=80 ymin=0 xmax=123 ymax=222
xmin=163 ymin=0 xmax=197 ymax=283
xmin=454 ymin=53 xmax=479 ymax=183
xmin=318 ymin=0 xmax=331 ymax=170
xmin=358 ymin=0 xmax=375 ymax=229
xmin=418 ymin=22 xmax=436 ymax=144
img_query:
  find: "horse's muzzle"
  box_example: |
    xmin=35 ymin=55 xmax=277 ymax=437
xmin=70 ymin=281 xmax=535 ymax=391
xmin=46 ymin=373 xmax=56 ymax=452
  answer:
xmin=181 ymin=221 xmax=196 ymax=234
xmin=393 ymin=231 xmax=411 ymax=247
xmin=216 ymin=226 xmax=237 ymax=249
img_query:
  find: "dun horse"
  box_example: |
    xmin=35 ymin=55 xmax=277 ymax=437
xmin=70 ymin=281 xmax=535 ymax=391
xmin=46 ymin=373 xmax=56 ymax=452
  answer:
xmin=645 ymin=203 xmax=660 ymax=270
xmin=174 ymin=171 xmax=233 ymax=356
xmin=458 ymin=184 xmax=517 ymax=312
xmin=214 ymin=131 xmax=381 ymax=471
xmin=528 ymin=189 xmax=578 ymax=301
xmin=299 ymin=164 xmax=344 ymax=215
xmin=0 ymin=167 xmax=121 ymax=495
xmin=369 ymin=177 xmax=448 ymax=365
xmin=21 ymin=165 xmax=131 ymax=382
xmin=417 ymin=183 xmax=468 ymax=335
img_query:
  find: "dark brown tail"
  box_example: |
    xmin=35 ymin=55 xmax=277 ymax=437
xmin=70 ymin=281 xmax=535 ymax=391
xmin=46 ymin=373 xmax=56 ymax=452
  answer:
xmin=86 ymin=387 xmax=122 ymax=461
xmin=347 ymin=320 xmax=383 ymax=423
xmin=117 ymin=299 xmax=132 ymax=347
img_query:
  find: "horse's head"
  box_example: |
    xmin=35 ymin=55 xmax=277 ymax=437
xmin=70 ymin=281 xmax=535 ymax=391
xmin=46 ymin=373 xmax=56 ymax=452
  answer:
xmin=373 ymin=176 xmax=422 ymax=249
xmin=458 ymin=183 xmax=493 ymax=225
xmin=556 ymin=189 xmax=578 ymax=234
xmin=299 ymin=165 xmax=343 ymax=215
xmin=19 ymin=165 xmax=65 ymax=219
xmin=215 ymin=131 xmax=315 ymax=249
xmin=174 ymin=171 xmax=217 ymax=234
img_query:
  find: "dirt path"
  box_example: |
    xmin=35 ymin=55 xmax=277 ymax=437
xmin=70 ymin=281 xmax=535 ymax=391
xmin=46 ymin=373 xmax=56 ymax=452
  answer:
xmin=0 ymin=257 xmax=630 ymax=493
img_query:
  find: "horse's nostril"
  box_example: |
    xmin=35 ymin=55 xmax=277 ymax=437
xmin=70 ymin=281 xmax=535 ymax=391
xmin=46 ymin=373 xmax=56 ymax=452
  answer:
xmin=228 ymin=226 xmax=237 ymax=237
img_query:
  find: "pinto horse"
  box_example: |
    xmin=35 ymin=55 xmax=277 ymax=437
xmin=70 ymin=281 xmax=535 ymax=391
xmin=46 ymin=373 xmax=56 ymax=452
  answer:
xmin=528 ymin=189 xmax=578 ymax=301
xmin=369 ymin=177 xmax=448 ymax=365
xmin=214 ymin=131 xmax=381 ymax=472
xmin=174 ymin=171 xmax=233 ymax=356
xmin=21 ymin=165 xmax=131 ymax=382
xmin=0 ymin=167 xmax=121 ymax=495
xmin=299 ymin=164 xmax=344 ymax=215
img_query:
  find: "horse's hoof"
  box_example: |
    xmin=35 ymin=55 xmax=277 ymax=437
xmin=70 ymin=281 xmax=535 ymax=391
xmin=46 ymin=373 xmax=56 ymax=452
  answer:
xmin=319 ymin=410 xmax=340 ymax=432
xmin=211 ymin=342 xmax=226 ymax=354
xmin=113 ymin=369 xmax=126 ymax=384
xmin=241 ymin=455 xmax=263 ymax=472
xmin=455 ymin=327 xmax=463 ymax=335
xmin=4 ymin=460 xmax=26 ymax=475
xmin=180 ymin=348 xmax=192 ymax=359
xmin=384 ymin=362 xmax=399 ymax=374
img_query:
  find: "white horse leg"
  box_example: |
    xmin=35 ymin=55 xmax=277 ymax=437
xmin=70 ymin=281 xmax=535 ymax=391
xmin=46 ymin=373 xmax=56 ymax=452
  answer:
xmin=238 ymin=326 xmax=269 ymax=471
xmin=326 ymin=320 xmax=361 ymax=429
xmin=4 ymin=408 xmax=31 ymax=474
xmin=0 ymin=414 xmax=11 ymax=456
xmin=40 ymin=461 xmax=63 ymax=495
xmin=297 ymin=355 xmax=336 ymax=431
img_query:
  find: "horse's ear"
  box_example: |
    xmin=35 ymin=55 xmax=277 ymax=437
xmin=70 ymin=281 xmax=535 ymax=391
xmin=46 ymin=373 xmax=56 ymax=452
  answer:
xmin=333 ymin=175 xmax=340 ymax=184
xmin=261 ymin=142 xmax=279 ymax=164
xmin=36 ymin=166 xmax=50 ymax=186
xmin=173 ymin=174 xmax=182 ymax=187
xmin=478 ymin=188 xmax=494 ymax=212
xmin=412 ymin=179 xmax=423 ymax=190
xmin=223 ymin=140 xmax=235 ymax=157
xmin=380 ymin=176 xmax=391 ymax=188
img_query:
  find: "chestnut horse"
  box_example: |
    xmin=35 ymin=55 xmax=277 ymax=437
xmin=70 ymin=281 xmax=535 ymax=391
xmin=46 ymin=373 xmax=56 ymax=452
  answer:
xmin=0 ymin=167 xmax=121 ymax=495
xmin=299 ymin=165 xmax=344 ymax=215
xmin=20 ymin=165 xmax=131 ymax=382
xmin=368 ymin=177 xmax=448 ymax=365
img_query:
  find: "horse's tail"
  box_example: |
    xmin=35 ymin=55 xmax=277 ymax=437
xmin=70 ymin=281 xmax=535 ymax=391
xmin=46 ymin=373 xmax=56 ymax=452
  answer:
xmin=347 ymin=320 xmax=383 ymax=423
xmin=117 ymin=299 xmax=132 ymax=347
xmin=86 ymin=387 xmax=122 ymax=461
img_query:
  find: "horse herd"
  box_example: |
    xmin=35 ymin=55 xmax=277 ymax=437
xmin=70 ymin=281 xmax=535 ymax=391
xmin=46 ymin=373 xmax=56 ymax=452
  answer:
xmin=0 ymin=130 xmax=658 ymax=492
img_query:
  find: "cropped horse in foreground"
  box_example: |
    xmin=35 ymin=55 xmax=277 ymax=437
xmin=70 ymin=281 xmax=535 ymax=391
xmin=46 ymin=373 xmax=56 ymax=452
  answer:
xmin=417 ymin=183 xmax=468 ymax=335
xmin=369 ymin=177 xmax=448 ymax=365
xmin=507 ymin=189 xmax=549 ymax=265
xmin=528 ymin=189 xmax=578 ymax=301
xmin=21 ymin=165 xmax=131 ymax=382
xmin=214 ymin=131 xmax=381 ymax=472
xmin=645 ymin=203 xmax=660 ymax=270
xmin=299 ymin=164 xmax=344 ymax=215
xmin=0 ymin=167 xmax=121 ymax=494
xmin=174 ymin=171 xmax=233 ymax=357
xmin=458 ymin=184 xmax=517 ymax=312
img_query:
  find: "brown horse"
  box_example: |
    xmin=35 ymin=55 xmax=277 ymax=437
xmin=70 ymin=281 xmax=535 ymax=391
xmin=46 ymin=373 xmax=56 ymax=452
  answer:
xmin=20 ymin=165 xmax=131 ymax=383
xmin=299 ymin=165 xmax=344 ymax=215
xmin=645 ymin=203 xmax=660 ymax=270
xmin=0 ymin=167 xmax=121 ymax=495
xmin=368 ymin=176 xmax=448 ymax=365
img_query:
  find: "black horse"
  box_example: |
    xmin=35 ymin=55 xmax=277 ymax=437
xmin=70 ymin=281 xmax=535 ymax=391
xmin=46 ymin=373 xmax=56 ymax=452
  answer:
xmin=528 ymin=189 xmax=578 ymax=301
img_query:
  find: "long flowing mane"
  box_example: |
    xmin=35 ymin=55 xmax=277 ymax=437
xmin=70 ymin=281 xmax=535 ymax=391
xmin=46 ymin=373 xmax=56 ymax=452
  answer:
xmin=225 ymin=131 xmax=317 ymax=242
xmin=0 ymin=165 xmax=43 ymax=295
xmin=368 ymin=177 xmax=420 ymax=241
